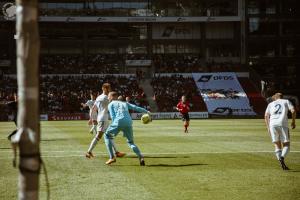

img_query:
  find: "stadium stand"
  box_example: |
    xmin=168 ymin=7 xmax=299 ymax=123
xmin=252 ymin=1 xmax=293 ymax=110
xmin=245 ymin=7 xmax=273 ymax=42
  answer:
xmin=151 ymin=75 xmax=207 ymax=112
xmin=153 ymin=54 xmax=205 ymax=73
xmin=40 ymin=54 xmax=122 ymax=74
xmin=238 ymin=77 xmax=267 ymax=115
xmin=153 ymin=54 xmax=244 ymax=73
xmin=3 ymin=53 xmax=241 ymax=74
xmin=1 ymin=0 xmax=299 ymax=120
xmin=0 ymin=75 xmax=149 ymax=115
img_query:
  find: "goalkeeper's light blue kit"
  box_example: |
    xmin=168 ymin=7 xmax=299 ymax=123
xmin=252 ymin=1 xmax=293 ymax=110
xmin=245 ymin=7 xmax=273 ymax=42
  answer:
xmin=104 ymin=100 xmax=148 ymax=159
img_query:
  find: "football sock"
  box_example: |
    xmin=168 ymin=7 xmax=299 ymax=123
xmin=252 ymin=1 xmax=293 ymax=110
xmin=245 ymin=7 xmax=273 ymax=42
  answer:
xmin=104 ymin=134 xmax=115 ymax=159
xmin=282 ymin=146 xmax=290 ymax=158
xmin=87 ymin=138 xmax=99 ymax=153
xmin=128 ymin=142 xmax=142 ymax=159
xmin=111 ymin=139 xmax=118 ymax=153
xmin=89 ymin=125 xmax=97 ymax=134
xmin=275 ymin=149 xmax=282 ymax=160
xmin=93 ymin=125 xmax=97 ymax=134
xmin=7 ymin=129 xmax=17 ymax=141
xmin=89 ymin=126 xmax=94 ymax=133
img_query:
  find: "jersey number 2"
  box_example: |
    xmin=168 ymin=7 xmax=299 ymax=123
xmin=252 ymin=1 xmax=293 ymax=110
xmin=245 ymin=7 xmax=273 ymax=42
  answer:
xmin=274 ymin=104 xmax=282 ymax=115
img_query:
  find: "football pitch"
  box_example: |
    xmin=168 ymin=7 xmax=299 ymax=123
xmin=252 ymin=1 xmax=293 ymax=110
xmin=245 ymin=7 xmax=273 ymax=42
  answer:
xmin=1 ymin=119 xmax=300 ymax=200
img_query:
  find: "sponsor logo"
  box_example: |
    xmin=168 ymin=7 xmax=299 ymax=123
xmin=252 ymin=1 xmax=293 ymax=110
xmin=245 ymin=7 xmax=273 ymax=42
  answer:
xmin=212 ymin=107 xmax=233 ymax=115
xmin=131 ymin=112 xmax=208 ymax=119
xmin=212 ymin=107 xmax=254 ymax=115
xmin=212 ymin=76 xmax=234 ymax=81
xmin=198 ymin=75 xmax=213 ymax=82
xmin=48 ymin=113 xmax=88 ymax=121
xmin=66 ymin=17 xmax=75 ymax=22
xmin=97 ymin=17 xmax=105 ymax=22
xmin=2 ymin=2 xmax=16 ymax=20
xmin=198 ymin=75 xmax=234 ymax=82
xmin=127 ymin=17 xmax=156 ymax=22
xmin=177 ymin=17 xmax=185 ymax=22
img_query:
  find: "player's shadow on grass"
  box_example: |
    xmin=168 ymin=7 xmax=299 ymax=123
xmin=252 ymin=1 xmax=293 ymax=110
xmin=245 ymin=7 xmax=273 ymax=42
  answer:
xmin=127 ymin=155 xmax=190 ymax=159
xmin=287 ymin=170 xmax=300 ymax=173
xmin=41 ymin=138 xmax=69 ymax=142
xmin=147 ymin=163 xmax=207 ymax=167
xmin=0 ymin=147 xmax=11 ymax=150
xmin=143 ymin=156 xmax=190 ymax=159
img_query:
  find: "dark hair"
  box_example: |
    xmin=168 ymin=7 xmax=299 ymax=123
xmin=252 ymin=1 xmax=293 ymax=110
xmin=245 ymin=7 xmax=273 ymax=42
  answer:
xmin=102 ymin=83 xmax=111 ymax=90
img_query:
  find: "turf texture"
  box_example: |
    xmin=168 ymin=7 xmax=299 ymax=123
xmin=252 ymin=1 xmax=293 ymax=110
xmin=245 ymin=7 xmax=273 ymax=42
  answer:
xmin=0 ymin=119 xmax=300 ymax=200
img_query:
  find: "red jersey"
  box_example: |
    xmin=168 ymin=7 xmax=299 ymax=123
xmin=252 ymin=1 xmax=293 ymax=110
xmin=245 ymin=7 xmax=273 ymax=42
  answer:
xmin=177 ymin=101 xmax=190 ymax=114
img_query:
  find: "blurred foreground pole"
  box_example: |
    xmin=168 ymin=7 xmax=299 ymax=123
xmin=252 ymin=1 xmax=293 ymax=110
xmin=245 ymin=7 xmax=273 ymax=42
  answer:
xmin=15 ymin=0 xmax=40 ymax=199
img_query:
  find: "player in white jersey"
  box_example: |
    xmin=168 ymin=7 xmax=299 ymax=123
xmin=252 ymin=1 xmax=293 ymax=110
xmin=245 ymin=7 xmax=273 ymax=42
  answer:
xmin=86 ymin=83 xmax=125 ymax=159
xmin=81 ymin=92 xmax=97 ymax=134
xmin=265 ymin=93 xmax=296 ymax=170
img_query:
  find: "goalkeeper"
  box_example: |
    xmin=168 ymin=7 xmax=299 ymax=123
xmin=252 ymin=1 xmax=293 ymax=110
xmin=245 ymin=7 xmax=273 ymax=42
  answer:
xmin=104 ymin=91 xmax=151 ymax=166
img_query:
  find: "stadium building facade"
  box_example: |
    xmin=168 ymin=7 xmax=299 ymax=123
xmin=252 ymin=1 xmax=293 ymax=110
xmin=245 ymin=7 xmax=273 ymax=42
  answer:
xmin=1 ymin=0 xmax=244 ymax=74
xmin=0 ymin=0 xmax=299 ymax=118
xmin=246 ymin=0 xmax=300 ymax=97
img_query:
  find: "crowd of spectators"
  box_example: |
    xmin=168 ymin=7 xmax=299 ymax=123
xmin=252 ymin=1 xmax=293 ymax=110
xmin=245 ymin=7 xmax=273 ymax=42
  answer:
xmin=39 ymin=7 xmax=135 ymax=17
xmin=37 ymin=1 xmax=237 ymax=17
xmin=0 ymin=51 xmax=9 ymax=60
xmin=0 ymin=76 xmax=17 ymax=121
xmin=38 ymin=54 xmax=151 ymax=74
xmin=0 ymin=75 xmax=149 ymax=117
xmin=153 ymin=54 xmax=205 ymax=73
xmin=1 ymin=73 xmax=208 ymax=121
xmin=41 ymin=75 xmax=149 ymax=113
xmin=206 ymin=59 xmax=243 ymax=72
xmin=153 ymin=54 xmax=242 ymax=73
xmin=151 ymin=75 xmax=206 ymax=112
xmin=253 ymin=64 xmax=298 ymax=97
xmin=5 ymin=53 xmax=244 ymax=74
xmin=40 ymin=54 xmax=122 ymax=74
xmin=0 ymin=76 xmax=16 ymax=101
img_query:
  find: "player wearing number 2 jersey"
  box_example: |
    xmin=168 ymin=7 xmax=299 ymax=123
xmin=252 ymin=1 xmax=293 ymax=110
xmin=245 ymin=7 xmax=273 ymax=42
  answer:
xmin=265 ymin=93 xmax=296 ymax=170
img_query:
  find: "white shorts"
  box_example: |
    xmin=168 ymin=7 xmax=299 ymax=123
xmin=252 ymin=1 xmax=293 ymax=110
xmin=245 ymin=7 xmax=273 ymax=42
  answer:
xmin=90 ymin=111 xmax=97 ymax=121
xmin=269 ymin=126 xmax=290 ymax=143
xmin=97 ymin=121 xmax=109 ymax=133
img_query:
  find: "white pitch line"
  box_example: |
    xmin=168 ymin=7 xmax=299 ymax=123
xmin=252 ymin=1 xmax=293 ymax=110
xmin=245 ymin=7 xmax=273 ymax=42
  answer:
xmin=1 ymin=150 xmax=300 ymax=154
xmin=1 ymin=151 xmax=300 ymax=160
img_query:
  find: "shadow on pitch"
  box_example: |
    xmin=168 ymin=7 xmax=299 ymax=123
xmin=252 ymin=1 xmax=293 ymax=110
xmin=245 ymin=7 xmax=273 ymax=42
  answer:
xmin=113 ymin=163 xmax=207 ymax=167
xmin=126 ymin=155 xmax=190 ymax=159
xmin=144 ymin=156 xmax=190 ymax=159
xmin=0 ymin=147 xmax=11 ymax=150
xmin=287 ymin=170 xmax=300 ymax=173
xmin=147 ymin=163 xmax=207 ymax=167
xmin=41 ymin=138 xmax=69 ymax=142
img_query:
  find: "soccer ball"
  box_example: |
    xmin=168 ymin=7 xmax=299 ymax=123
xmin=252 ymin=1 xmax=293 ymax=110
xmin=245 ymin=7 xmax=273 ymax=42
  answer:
xmin=141 ymin=114 xmax=151 ymax=124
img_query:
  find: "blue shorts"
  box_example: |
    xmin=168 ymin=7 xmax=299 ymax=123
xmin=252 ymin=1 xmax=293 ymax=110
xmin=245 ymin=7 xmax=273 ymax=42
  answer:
xmin=105 ymin=124 xmax=134 ymax=142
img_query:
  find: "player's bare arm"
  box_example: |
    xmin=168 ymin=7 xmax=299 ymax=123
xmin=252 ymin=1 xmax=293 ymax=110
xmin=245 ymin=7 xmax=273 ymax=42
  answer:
xmin=264 ymin=113 xmax=270 ymax=134
xmin=291 ymin=108 xmax=296 ymax=129
xmin=88 ymin=104 xmax=98 ymax=125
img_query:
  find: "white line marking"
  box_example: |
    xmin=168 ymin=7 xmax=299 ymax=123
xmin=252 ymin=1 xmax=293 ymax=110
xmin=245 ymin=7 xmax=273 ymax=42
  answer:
xmin=1 ymin=151 xmax=300 ymax=160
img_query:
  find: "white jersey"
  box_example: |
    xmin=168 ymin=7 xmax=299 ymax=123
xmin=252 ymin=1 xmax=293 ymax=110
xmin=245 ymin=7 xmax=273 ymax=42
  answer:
xmin=85 ymin=100 xmax=95 ymax=110
xmin=95 ymin=93 xmax=109 ymax=122
xmin=85 ymin=100 xmax=96 ymax=120
xmin=265 ymin=99 xmax=294 ymax=128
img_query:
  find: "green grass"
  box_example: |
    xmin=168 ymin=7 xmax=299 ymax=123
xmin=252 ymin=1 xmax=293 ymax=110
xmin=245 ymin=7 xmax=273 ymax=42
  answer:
xmin=1 ymin=119 xmax=300 ymax=200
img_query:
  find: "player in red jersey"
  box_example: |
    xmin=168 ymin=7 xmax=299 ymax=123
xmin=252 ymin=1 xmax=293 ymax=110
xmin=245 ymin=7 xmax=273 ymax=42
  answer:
xmin=176 ymin=95 xmax=190 ymax=133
